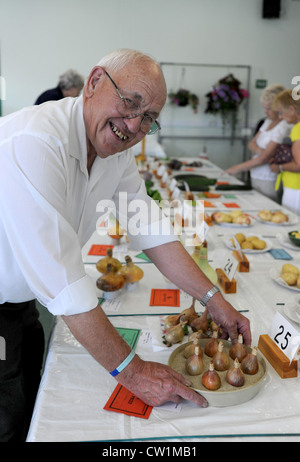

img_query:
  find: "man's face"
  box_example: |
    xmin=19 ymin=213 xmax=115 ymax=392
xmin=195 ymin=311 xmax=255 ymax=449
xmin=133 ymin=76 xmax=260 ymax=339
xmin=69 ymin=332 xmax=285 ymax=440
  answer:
xmin=83 ymin=63 xmax=166 ymax=159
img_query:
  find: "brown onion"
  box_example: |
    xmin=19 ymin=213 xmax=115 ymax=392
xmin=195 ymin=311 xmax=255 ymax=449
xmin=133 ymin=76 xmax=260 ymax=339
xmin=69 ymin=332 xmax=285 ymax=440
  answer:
xmin=164 ymin=321 xmax=187 ymax=345
xmin=202 ymin=361 xmax=221 ymax=391
xmin=204 ymin=330 xmax=219 ymax=357
xmin=185 ymin=346 xmax=204 ymax=376
xmin=183 ymin=339 xmax=204 ymax=359
xmin=96 ymin=248 xmax=122 ymax=274
xmin=191 ymin=308 xmax=209 ymax=332
xmin=226 ymin=358 xmax=245 ymax=387
xmin=212 ymin=342 xmax=230 ymax=371
xmin=229 ymin=334 xmax=248 ymax=362
xmin=241 ymin=346 xmax=259 ymax=375
xmin=179 ymin=298 xmax=198 ymax=324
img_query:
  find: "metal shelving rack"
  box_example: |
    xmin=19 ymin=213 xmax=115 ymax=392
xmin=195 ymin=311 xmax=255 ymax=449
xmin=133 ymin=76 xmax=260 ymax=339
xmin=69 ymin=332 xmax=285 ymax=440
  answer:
xmin=158 ymin=62 xmax=251 ymax=163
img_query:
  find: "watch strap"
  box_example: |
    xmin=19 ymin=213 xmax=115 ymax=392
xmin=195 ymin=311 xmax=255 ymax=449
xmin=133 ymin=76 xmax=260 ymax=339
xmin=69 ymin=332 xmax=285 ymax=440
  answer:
xmin=199 ymin=285 xmax=220 ymax=307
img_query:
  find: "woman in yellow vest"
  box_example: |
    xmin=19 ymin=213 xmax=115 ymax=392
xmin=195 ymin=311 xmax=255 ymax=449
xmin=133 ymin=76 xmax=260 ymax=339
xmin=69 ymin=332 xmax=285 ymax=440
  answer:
xmin=271 ymin=89 xmax=300 ymax=215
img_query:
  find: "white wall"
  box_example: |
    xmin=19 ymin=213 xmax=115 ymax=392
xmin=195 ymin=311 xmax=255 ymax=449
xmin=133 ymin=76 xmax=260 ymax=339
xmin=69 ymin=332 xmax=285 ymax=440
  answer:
xmin=0 ymin=0 xmax=299 ymax=166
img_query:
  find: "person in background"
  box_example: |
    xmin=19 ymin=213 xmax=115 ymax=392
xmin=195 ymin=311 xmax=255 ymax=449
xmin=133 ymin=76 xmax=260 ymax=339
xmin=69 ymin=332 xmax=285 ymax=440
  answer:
xmin=270 ymin=89 xmax=300 ymax=215
xmin=224 ymin=84 xmax=292 ymax=201
xmin=0 ymin=49 xmax=251 ymax=441
xmin=34 ymin=69 xmax=84 ymax=105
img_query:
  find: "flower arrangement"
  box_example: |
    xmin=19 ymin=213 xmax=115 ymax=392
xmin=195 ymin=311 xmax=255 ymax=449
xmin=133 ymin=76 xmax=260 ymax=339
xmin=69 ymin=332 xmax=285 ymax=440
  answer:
xmin=169 ymin=88 xmax=199 ymax=113
xmin=205 ymin=74 xmax=249 ymax=141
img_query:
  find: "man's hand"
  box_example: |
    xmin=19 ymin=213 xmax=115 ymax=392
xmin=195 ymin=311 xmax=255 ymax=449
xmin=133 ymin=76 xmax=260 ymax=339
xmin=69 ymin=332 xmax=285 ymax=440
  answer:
xmin=117 ymin=355 xmax=208 ymax=408
xmin=207 ymin=295 xmax=251 ymax=345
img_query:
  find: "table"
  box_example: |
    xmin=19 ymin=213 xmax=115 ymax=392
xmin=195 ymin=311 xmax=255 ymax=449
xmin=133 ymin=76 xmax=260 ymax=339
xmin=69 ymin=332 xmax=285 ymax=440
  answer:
xmin=27 ymin=157 xmax=300 ymax=442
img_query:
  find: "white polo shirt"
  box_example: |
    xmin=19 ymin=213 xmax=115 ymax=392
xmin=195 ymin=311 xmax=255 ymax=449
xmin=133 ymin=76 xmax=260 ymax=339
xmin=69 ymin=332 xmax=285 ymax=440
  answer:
xmin=0 ymin=96 xmax=177 ymax=315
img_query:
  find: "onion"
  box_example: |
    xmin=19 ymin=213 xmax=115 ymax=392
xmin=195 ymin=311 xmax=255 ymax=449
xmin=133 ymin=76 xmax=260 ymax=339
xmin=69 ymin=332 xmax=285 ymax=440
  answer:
xmin=212 ymin=342 xmax=230 ymax=371
xmin=202 ymin=362 xmax=221 ymax=391
xmin=191 ymin=308 xmax=209 ymax=332
xmin=183 ymin=339 xmax=204 ymax=359
xmin=204 ymin=330 xmax=219 ymax=357
xmin=164 ymin=321 xmax=187 ymax=345
xmin=241 ymin=346 xmax=259 ymax=375
xmin=229 ymin=334 xmax=248 ymax=362
xmin=226 ymin=358 xmax=245 ymax=387
xmin=185 ymin=346 xmax=204 ymax=376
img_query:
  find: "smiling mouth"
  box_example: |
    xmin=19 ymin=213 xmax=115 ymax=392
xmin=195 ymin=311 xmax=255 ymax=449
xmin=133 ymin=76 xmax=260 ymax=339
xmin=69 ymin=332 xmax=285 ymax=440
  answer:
xmin=110 ymin=122 xmax=129 ymax=141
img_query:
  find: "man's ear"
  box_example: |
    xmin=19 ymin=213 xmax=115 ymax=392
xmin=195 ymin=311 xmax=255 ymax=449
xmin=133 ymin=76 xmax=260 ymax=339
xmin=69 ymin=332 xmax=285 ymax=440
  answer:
xmin=84 ymin=66 xmax=105 ymax=98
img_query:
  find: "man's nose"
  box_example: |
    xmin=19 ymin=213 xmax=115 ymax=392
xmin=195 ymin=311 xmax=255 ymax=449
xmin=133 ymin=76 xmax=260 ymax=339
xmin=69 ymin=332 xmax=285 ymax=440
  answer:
xmin=124 ymin=115 xmax=143 ymax=133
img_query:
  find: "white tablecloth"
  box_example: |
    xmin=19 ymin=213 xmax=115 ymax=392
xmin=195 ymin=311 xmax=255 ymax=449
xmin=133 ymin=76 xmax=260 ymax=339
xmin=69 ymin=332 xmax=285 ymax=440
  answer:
xmin=27 ymin=158 xmax=300 ymax=442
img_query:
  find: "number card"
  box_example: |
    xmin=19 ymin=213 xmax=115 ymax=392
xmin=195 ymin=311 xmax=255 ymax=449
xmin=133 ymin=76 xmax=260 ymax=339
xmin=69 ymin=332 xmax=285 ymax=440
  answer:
xmin=223 ymin=256 xmax=238 ymax=282
xmin=270 ymin=312 xmax=300 ymax=363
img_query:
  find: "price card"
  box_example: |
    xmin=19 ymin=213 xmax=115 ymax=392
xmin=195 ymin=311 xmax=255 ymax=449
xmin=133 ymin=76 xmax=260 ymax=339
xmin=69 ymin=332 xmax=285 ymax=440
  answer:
xmin=270 ymin=311 xmax=300 ymax=363
xmin=223 ymin=255 xmax=238 ymax=281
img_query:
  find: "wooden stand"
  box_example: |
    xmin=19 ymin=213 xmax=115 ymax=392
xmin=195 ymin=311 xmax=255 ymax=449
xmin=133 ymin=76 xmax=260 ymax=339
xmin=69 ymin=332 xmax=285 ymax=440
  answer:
xmin=232 ymin=250 xmax=250 ymax=272
xmin=258 ymin=334 xmax=298 ymax=379
xmin=216 ymin=268 xmax=237 ymax=293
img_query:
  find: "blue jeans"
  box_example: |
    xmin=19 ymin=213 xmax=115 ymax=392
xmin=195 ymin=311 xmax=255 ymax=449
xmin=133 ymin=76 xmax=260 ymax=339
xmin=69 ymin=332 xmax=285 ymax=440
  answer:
xmin=0 ymin=301 xmax=44 ymax=441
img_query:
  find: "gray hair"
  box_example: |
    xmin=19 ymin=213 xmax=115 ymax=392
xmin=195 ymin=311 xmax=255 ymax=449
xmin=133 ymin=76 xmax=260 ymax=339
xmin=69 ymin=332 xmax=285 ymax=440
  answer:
xmin=97 ymin=48 xmax=161 ymax=74
xmin=58 ymin=69 xmax=84 ymax=90
xmin=260 ymin=83 xmax=286 ymax=106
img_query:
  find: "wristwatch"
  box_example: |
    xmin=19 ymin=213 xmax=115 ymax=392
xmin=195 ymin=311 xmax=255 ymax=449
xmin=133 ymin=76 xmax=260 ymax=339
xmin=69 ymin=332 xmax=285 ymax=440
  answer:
xmin=199 ymin=285 xmax=220 ymax=307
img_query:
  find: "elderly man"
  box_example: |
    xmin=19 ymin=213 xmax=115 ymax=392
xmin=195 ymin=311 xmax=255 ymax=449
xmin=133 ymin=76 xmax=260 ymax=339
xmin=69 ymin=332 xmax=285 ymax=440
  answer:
xmin=0 ymin=49 xmax=250 ymax=441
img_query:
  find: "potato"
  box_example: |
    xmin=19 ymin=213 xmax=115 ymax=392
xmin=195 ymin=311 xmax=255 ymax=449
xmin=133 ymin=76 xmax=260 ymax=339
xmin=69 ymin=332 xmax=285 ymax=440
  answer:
xmin=235 ymin=233 xmax=245 ymax=245
xmin=258 ymin=210 xmax=273 ymax=221
xmin=228 ymin=210 xmax=243 ymax=219
xmin=282 ymin=263 xmax=300 ymax=275
xmin=252 ymin=238 xmax=266 ymax=250
xmin=281 ymin=272 xmax=298 ymax=286
xmin=241 ymin=241 xmax=254 ymax=249
xmin=245 ymin=236 xmax=258 ymax=242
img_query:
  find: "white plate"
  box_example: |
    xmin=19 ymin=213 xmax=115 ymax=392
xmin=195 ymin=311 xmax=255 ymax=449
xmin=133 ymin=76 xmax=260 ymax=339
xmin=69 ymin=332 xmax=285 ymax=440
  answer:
xmin=276 ymin=232 xmax=300 ymax=251
xmin=256 ymin=211 xmax=297 ymax=227
xmin=270 ymin=268 xmax=300 ymax=292
xmin=284 ymin=298 xmax=300 ymax=325
xmin=224 ymin=235 xmax=272 ymax=254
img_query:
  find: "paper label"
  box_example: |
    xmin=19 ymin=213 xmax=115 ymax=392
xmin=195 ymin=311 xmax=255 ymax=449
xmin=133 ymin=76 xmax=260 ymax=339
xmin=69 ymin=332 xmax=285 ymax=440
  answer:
xmin=150 ymin=289 xmax=180 ymax=306
xmin=270 ymin=311 xmax=300 ymax=362
xmin=104 ymin=384 xmax=153 ymax=419
xmin=88 ymin=244 xmax=113 ymax=256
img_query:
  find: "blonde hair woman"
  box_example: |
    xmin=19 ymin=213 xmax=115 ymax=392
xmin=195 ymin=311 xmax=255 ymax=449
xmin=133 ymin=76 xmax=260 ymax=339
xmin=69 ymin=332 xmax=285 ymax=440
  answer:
xmin=270 ymin=89 xmax=300 ymax=214
xmin=224 ymin=84 xmax=292 ymax=201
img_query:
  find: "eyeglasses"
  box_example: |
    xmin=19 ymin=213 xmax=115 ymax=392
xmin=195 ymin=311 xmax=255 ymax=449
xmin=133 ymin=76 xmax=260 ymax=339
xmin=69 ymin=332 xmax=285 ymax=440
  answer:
xmin=105 ymin=70 xmax=161 ymax=135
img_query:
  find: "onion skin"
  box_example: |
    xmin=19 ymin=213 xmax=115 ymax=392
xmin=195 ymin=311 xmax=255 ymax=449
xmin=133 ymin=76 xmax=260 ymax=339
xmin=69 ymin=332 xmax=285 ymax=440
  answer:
xmin=241 ymin=347 xmax=259 ymax=375
xmin=202 ymin=362 xmax=221 ymax=391
xmin=190 ymin=308 xmax=209 ymax=332
xmin=185 ymin=346 xmax=204 ymax=376
xmin=229 ymin=334 xmax=248 ymax=362
xmin=204 ymin=331 xmax=219 ymax=357
xmin=226 ymin=359 xmax=245 ymax=387
xmin=183 ymin=340 xmax=203 ymax=359
xmin=212 ymin=342 xmax=230 ymax=371
xmin=165 ymin=321 xmax=187 ymax=345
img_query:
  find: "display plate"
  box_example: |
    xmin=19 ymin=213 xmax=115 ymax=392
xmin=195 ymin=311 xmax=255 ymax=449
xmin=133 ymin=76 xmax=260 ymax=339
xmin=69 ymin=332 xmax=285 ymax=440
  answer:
xmin=224 ymin=235 xmax=272 ymax=254
xmin=270 ymin=268 xmax=300 ymax=293
xmin=256 ymin=212 xmax=297 ymax=227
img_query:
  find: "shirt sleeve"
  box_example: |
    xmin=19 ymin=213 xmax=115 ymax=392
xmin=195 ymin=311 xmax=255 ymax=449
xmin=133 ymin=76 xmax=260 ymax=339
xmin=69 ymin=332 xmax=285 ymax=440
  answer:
xmin=290 ymin=122 xmax=300 ymax=142
xmin=0 ymin=134 xmax=99 ymax=315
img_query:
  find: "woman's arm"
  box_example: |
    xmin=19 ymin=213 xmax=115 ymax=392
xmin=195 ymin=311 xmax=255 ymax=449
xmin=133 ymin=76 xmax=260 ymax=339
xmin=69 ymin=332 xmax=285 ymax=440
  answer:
xmin=225 ymin=140 xmax=279 ymax=176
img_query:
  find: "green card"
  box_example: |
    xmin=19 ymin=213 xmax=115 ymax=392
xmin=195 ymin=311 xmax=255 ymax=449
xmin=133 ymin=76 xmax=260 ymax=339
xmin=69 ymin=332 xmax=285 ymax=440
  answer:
xmin=115 ymin=327 xmax=141 ymax=349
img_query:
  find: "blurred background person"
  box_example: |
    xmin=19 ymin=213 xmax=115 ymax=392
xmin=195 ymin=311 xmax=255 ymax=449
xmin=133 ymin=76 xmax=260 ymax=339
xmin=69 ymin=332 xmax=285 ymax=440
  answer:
xmin=35 ymin=69 xmax=84 ymax=105
xmin=224 ymin=84 xmax=292 ymax=201
xmin=270 ymin=89 xmax=300 ymax=214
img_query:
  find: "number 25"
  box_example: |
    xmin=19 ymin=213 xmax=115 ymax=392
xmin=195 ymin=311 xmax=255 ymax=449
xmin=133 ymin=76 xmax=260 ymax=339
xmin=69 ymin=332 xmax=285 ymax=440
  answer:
xmin=274 ymin=325 xmax=291 ymax=350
